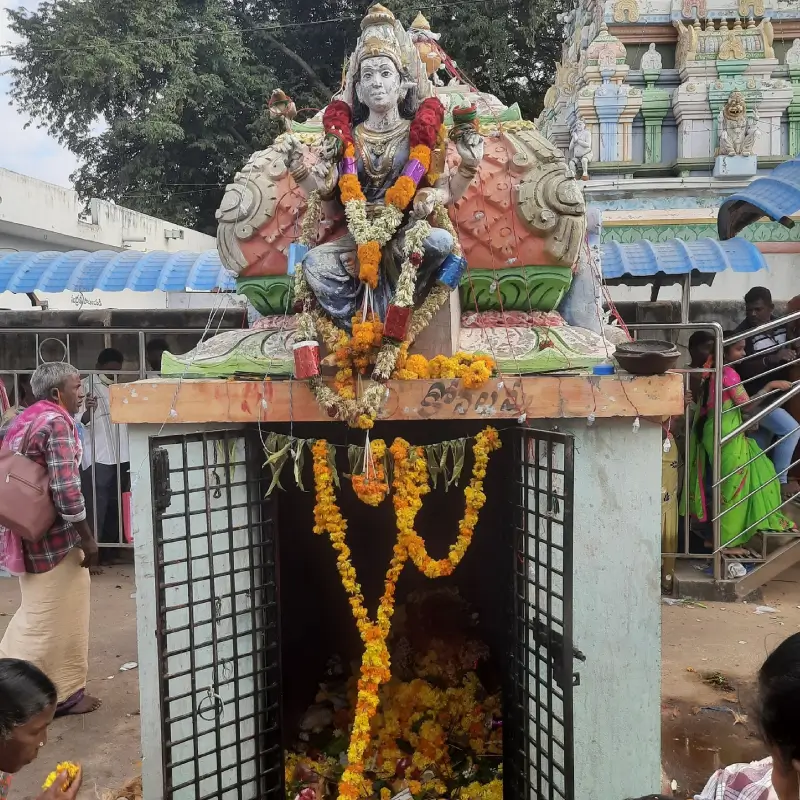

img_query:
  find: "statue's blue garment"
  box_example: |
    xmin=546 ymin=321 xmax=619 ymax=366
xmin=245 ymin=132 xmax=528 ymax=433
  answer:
xmin=302 ymin=127 xmax=452 ymax=332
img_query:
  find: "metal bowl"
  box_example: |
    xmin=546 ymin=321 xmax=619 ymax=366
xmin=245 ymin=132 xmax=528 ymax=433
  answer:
xmin=613 ymin=340 xmax=680 ymax=376
xmin=614 ymin=339 xmax=681 ymax=356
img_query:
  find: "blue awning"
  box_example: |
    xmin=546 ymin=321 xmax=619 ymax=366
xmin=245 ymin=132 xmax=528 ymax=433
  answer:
xmin=0 ymin=250 xmax=235 ymax=293
xmin=601 ymin=237 xmax=766 ymax=281
xmin=717 ymin=156 xmax=800 ymax=240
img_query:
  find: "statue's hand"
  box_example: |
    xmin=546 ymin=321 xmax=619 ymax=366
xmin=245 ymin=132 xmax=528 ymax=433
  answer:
xmin=276 ymin=134 xmax=304 ymax=171
xmin=311 ymin=159 xmax=339 ymax=197
xmin=412 ymin=188 xmax=437 ymax=220
xmin=455 ymin=130 xmax=484 ymax=168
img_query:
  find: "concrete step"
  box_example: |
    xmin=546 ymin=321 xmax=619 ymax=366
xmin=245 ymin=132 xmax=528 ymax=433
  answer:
xmin=672 ymin=560 xmax=762 ymax=603
xmin=733 ymin=536 xmax=800 ymax=598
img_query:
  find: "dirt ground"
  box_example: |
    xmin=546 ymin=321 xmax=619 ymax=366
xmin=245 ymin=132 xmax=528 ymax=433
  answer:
xmin=0 ymin=562 xmax=799 ymax=798
xmin=0 ymin=567 xmax=140 ymax=800
xmin=662 ymin=563 xmax=800 ymax=798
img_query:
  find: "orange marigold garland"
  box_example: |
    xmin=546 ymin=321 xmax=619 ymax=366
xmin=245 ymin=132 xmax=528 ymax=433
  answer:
xmin=312 ymin=439 xmax=421 ymax=800
xmin=311 ymin=428 xmax=501 ymax=800
xmin=292 ymin=99 xmax=457 ymax=427
xmin=404 ymin=426 xmax=501 ymax=578
xmin=326 ymin=98 xmax=445 ymax=290
xmin=352 ymin=439 xmax=389 ymax=507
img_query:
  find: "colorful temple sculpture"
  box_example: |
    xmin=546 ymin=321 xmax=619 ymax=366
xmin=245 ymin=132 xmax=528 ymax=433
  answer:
xmin=538 ymin=0 xmax=800 ymax=294
xmin=164 ymin=5 xmax=621 ymax=426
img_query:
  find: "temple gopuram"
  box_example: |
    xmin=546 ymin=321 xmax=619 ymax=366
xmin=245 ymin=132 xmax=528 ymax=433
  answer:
xmin=538 ymin=0 xmax=800 ymax=298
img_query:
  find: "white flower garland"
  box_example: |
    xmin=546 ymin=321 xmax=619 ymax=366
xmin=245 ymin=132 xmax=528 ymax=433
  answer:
xmin=344 ymin=199 xmax=405 ymax=248
xmin=292 ymin=192 xmax=455 ymax=426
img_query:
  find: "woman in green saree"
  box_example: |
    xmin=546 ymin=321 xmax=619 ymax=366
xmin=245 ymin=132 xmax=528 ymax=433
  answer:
xmin=686 ymin=337 xmax=796 ymax=555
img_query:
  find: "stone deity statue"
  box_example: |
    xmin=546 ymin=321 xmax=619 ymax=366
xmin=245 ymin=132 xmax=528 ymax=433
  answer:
xmin=640 ymin=43 xmax=662 ymax=71
xmin=569 ymin=119 xmax=592 ymax=180
xmin=787 ymin=38 xmax=800 ymax=67
xmin=276 ymin=3 xmax=484 ymax=331
xmin=717 ymin=91 xmax=759 ymax=157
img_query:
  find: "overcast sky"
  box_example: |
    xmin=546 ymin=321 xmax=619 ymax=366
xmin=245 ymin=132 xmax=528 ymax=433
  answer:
xmin=1 ymin=0 xmax=78 ymax=187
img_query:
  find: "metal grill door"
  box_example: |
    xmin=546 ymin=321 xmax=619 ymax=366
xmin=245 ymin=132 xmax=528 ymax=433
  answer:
xmin=149 ymin=429 xmax=282 ymax=800
xmin=507 ymin=427 xmax=578 ymax=800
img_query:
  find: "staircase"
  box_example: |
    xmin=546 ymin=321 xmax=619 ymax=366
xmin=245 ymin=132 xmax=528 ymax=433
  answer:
xmin=653 ymin=312 xmax=800 ymax=600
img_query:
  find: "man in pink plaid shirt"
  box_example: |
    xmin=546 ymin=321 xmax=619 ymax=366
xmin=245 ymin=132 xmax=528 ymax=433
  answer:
xmin=0 ymin=363 xmax=101 ymax=718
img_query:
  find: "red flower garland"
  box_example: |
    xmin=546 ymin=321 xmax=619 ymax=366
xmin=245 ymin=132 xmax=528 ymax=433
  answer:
xmin=322 ymin=96 xmax=444 ymax=168
xmin=410 ymin=97 xmax=445 ymax=150
xmin=323 ymin=100 xmax=355 ymax=146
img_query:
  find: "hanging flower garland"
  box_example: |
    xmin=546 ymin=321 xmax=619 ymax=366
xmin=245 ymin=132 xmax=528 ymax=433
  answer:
xmin=310 ymin=428 xmax=502 ymax=800
xmin=351 ymin=438 xmax=389 ymax=507
xmin=404 ymin=426 xmax=501 ymax=578
xmin=311 ymin=439 xmax=421 ymax=800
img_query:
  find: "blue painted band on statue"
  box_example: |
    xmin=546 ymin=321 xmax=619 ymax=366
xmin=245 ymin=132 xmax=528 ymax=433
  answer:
xmin=287 ymin=243 xmax=309 ymax=276
xmin=436 ymin=254 xmax=467 ymax=290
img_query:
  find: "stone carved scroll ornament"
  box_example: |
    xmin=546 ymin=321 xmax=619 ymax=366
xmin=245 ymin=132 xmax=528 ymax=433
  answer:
xmin=511 ymin=129 xmax=587 ymax=267
xmin=216 ymin=144 xmax=292 ymax=276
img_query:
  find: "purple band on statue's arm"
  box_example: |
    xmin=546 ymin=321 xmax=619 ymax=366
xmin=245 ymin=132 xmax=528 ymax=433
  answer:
xmin=340 ymin=157 xmax=357 ymax=175
xmin=401 ymin=160 xmax=426 ymax=184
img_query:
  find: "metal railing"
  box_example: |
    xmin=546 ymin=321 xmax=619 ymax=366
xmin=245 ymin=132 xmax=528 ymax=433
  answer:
xmin=0 ymin=327 xmax=216 ymax=553
xmin=632 ymin=311 xmax=800 ymax=583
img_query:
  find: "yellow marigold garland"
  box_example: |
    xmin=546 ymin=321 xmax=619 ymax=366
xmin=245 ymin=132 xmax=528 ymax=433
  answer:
xmin=404 ymin=426 xmax=501 ymax=578
xmin=42 ymin=762 xmax=80 ymax=792
xmin=391 ymin=351 xmax=497 ymax=388
xmin=311 ymin=429 xmax=501 ymax=800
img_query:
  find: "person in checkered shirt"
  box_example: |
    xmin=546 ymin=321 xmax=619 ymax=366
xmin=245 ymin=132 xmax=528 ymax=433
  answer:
xmin=0 ymin=363 xmax=101 ymax=718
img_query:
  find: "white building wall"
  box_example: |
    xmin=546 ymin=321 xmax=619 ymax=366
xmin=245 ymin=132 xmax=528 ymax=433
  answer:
xmin=0 ymin=168 xmax=220 ymax=311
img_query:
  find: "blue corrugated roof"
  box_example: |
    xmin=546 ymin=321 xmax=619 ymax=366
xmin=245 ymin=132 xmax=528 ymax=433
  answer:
xmin=0 ymin=250 xmax=235 ymax=293
xmin=601 ymin=237 xmax=766 ymax=280
xmin=718 ymin=156 xmax=800 ymax=240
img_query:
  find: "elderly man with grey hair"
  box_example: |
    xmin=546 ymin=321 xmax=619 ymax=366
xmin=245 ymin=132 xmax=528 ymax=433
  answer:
xmin=0 ymin=362 xmax=101 ymax=717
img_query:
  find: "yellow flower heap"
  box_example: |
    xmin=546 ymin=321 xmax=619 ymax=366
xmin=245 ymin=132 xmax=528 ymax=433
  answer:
xmin=309 ymin=428 xmax=502 ymax=800
xmin=42 ymin=762 xmax=80 ymax=792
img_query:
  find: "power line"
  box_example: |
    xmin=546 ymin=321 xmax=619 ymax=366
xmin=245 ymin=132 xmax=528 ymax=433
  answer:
xmin=0 ymin=0 xmax=493 ymax=58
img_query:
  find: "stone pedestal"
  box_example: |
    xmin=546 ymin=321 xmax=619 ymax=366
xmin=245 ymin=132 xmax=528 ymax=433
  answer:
xmin=713 ymin=154 xmax=757 ymax=179
xmin=412 ymin=289 xmax=461 ymax=359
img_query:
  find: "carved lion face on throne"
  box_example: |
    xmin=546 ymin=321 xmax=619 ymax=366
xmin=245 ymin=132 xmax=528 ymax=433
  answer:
xmin=724 ymin=91 xmax=747 ymax=120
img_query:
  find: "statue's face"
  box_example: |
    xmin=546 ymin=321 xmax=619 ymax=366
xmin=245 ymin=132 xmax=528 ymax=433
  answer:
xmin=356 ymin=56 xmax=402 ymax=114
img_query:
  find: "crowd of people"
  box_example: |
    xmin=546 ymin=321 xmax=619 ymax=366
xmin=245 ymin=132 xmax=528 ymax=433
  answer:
xmin=663 ymin=287 xmax=800 ymax=568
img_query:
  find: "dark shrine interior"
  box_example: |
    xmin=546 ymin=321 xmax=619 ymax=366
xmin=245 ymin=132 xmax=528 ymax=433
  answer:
xmin=272 ymin=420 xmax=515 ymax=742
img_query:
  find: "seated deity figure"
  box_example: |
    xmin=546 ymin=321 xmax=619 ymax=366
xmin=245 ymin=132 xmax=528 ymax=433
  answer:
xmin=276 ymin=3 xmax=484 ymax=332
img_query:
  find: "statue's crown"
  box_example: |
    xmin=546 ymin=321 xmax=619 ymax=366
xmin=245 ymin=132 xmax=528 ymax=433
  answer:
xmin=355 ymin=4 xmax=405 ymax=70
xmin=361 ymin=4 xmax=396 ymax=30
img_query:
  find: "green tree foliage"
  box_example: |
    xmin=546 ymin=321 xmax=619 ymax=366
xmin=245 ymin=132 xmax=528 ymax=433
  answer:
xmin=6 ymin=0 xmax=565 ymax=233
